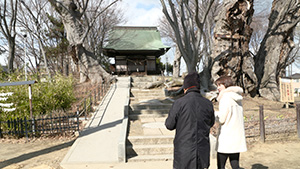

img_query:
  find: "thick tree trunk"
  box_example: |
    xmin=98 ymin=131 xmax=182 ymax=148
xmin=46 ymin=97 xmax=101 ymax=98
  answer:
xmin=200 ymin=56 xmax=215 ymax=92
xmin=173 ymin=45 xmax=181 ymax=78
xmin=49 ymin=0 xmax=110 ymax=84
xmin=8 ymin=38 xmax=15 ymax=73
xmin=211 ymin=0 xmax=257 ymax=96
xmin=255 ymin=0 xmax=300 ymax=101
xmin=184 ymin=57 xmax=197 ymax=73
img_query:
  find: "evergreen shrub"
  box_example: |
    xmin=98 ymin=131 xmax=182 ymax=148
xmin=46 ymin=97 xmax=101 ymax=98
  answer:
xmin=0 ymin=71 xmax=76 ymax=121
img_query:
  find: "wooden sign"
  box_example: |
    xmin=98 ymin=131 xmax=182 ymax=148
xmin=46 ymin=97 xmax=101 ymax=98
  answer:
xmin=280 ymin=78 xmax=294 ymax=103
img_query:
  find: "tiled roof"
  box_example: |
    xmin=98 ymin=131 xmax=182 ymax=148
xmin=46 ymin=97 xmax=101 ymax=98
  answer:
xmin=103 ymin=26 xmax=170 ymax=51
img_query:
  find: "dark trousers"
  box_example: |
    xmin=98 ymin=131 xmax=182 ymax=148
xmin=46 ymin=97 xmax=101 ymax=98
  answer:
xmin=217 ymin=152 xmax=240 ymax=169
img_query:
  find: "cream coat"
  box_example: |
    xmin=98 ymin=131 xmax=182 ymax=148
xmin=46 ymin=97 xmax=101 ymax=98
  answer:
xmin=215 ymin=86 xmax=247 ymax=153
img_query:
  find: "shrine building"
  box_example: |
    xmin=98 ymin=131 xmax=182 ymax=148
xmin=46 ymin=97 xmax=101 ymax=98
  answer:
xmin=103 ymin=26 xmax=170 ymax=75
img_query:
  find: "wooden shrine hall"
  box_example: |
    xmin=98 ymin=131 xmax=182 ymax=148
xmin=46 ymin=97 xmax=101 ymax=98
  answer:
xmin=103 ymin=26 xmax=170 ymax=75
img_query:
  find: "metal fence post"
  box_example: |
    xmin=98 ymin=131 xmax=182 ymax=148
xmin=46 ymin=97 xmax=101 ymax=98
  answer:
xmin=8 ymin=119 xmax=11 ymax=135
xmin=98 ymin=85 xmax=100 ymax=101
xmin=84 ymin=98 xmax=87 ymax=120
xmin=259 ymin=105 xmax=265 ymax=142
xmin=101 ymin=82 xmax=104 ymax=99
xmin=90 ymin=93 xmax=92 ymax=112
xmin=20 ymin=118 xmax=24 ymax=137
xmin=94 ymin=89 xmax=97 ymax=105
xmin=17 ymin=118 xmax=20 ymax=138
xmin=76 ymin=106 xmax=80 ymax=131
xmin=296 ymin=104 xmax=300 ymax=139
xmin=24 ymin=117 xmax=28 ymax=140
xmin=0 ymin=121 xmax=2 ymax=138
xmin=59 ymin=115 xmax=62 ymax=134
xmin=50 ymin=114 xmax=53 ymax=134
xmin=14 ymin=119 xmax=17 ymax=136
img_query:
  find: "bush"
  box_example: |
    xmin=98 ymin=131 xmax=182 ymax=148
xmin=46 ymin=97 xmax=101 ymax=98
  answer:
xmin=0 ymin=72 xmax=76 ymax=121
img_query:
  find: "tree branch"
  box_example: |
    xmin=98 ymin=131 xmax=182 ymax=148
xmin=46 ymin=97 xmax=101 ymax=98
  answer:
xmin=79 ymin=0 xmax=119 ymax=44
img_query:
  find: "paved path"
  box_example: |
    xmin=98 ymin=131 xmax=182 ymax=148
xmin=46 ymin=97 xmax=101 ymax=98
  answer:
xmin=60 ymin=77 xmax=130 ymax=169
xmin=60 ymin=76 xmax=219 ymax=169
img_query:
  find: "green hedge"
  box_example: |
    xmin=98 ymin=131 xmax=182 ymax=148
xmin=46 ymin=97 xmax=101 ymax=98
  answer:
xmin=0 ymin=71 xmax=76 ymax=121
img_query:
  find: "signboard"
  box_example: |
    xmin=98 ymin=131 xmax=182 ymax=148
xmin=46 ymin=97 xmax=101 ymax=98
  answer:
xmin=280 ymin=78 xmax=294 ymax=103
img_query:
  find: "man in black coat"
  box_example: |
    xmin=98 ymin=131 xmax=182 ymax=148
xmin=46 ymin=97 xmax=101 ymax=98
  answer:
xmin=165 ymin=72 xmax=215 ymax=169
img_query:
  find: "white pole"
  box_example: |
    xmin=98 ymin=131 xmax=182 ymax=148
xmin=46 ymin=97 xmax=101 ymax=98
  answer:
xmin=25 ymin=46 xmax=27 ymax=81
xmin=23 ymin=34 xmax=27 ymax=81
xmin=166 ymin=55 xmax=168 ymax=76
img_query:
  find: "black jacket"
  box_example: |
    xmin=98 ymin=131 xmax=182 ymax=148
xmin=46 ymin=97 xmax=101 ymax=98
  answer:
xmin=165 ymin=88 xmax=215 ymax=169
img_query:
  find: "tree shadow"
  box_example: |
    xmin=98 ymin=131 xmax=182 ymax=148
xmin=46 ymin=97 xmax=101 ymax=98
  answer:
xmin=0 ymin=140 xmax=75 ymax=169
xmin=251 ymin=163 xmax=269 ymax=169
xmin=79 ymin=119 xmax=123 ymax=137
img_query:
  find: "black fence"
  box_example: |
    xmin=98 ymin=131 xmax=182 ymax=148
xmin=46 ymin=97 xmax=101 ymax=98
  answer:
xmin=0 ymin=79 xmax=115 ymax=139
xmin=0 ymin=115 xmax=79 ymax=138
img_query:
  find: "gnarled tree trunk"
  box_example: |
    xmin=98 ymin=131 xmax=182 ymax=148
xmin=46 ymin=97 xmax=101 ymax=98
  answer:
xmin=255 ymin=0 xmax=300 ymax=101
xmin=211 ymin=0 xmax=257 ymax=96
xmin=49 ymin=0 xmax=110 ymax=84
xmin=173 ymin=45 xmax=181 ymax=78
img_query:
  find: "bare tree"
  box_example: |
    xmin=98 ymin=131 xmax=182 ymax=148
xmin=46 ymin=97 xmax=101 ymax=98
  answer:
xmin=85 ymin=3 xmax=126 ymax=71
xmin=159 ymin=16 xmax=181 ymax=78
xmin=211 ymin=0 xmax=257 ymax=96
xmin=249 ymin=9 xmax=269 ymax=55
xmin=0 ymin=0 xmax=18 ymax=72
xmin=17 ymin=0 xmax=53 ymax=78
xmin=254 ymin=0 xmax=300 ymax=101
xmin=48 ymin=0 xmax=119 ymax=83
xmin=160 ymin=0 xmax=216 ymax=73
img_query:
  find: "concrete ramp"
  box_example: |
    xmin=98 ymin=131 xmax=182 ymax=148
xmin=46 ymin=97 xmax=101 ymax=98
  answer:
xmin=60 ymin=77 xmax=130 ymax=169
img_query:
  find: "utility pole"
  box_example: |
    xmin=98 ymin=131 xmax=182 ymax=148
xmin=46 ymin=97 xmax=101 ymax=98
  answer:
xmin=23 ymin=33 xmax=28 ymax=81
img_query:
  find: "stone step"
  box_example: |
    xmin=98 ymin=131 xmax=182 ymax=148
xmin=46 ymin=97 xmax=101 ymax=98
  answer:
xmin=131 ymin=83 xmax=151 ymax=88
xmin=131 ymin=94 xmax=165 ymax=97
xmin=127 ymin=135 xmax=174 ymax=145
xmin=131 ymin=77 xmax=165 ymax=83
xmin=127 ymin=154 xmax=173 ymax=162
xmin=131 ymin=95 xmax=165 ymax=99
xmin=129 ymin=108 xmax=169 ymax=115
xmin=130 ymin=104 xmax=172 ymax=110
xmin=130 ymin=98 xmax=169 ymax=105
xmin=131 ymin=88 xmax=164 ymax=93
xmin=130 ymin=90 xmax=165 ymax=93
xmin=130 ymin=95 xmax=165 ymax=99
xmin=129 ymin=113 xmax=168 ymax=120
xmin=126 ymin=144 xmax=173 ymax=156
xmin=130 ymin=93 xmax=165 ymax=97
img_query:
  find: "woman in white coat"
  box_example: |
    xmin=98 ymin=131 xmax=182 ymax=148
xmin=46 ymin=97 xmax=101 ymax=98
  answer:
xmin=215 ymin=76 xmax=247 ymax=169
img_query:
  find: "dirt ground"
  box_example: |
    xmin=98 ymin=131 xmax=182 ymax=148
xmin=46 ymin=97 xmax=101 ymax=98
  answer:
xmin=0 ymin=96 xmax=300 ymax=169
xmin=0 ymin=135 xmax=300 ymax=169
xmin=0 ymin=137 xmax=76 ymax=169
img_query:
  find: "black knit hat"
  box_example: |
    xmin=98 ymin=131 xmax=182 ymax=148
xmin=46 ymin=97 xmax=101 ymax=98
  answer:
xmin=183 ymin=72 xmax=200 ymax=89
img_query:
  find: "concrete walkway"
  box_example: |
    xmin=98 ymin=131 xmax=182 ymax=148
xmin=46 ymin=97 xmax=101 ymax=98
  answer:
xmin=60 ymin=76 xmax=219 ymax=169
xmin=60 ymin=77 xmax=130 ymax=169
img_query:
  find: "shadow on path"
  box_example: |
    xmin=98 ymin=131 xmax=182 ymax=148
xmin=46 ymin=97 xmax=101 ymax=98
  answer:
xmin=80 ymin=119 xmax=123 ymax=137
xmin=251 ymin=163 xmax=269 ymax=169
xmin=0 ymin=140 xmax=75 ymax=168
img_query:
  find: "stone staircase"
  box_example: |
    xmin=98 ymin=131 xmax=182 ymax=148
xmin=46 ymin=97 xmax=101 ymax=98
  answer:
xmin=127 ymin=76 xmax=175 ymax=162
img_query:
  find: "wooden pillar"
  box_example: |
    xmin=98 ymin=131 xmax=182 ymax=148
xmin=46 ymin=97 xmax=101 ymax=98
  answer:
xmin=126 ymin=57 xmax=128 ymax=75
xmin=259 ymin=105 xmax=265 ymax=142
xmin=297 ymin=104 xmax=300 ymax=139
xmin=145 ymin=59 xmax=148 ymax=75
